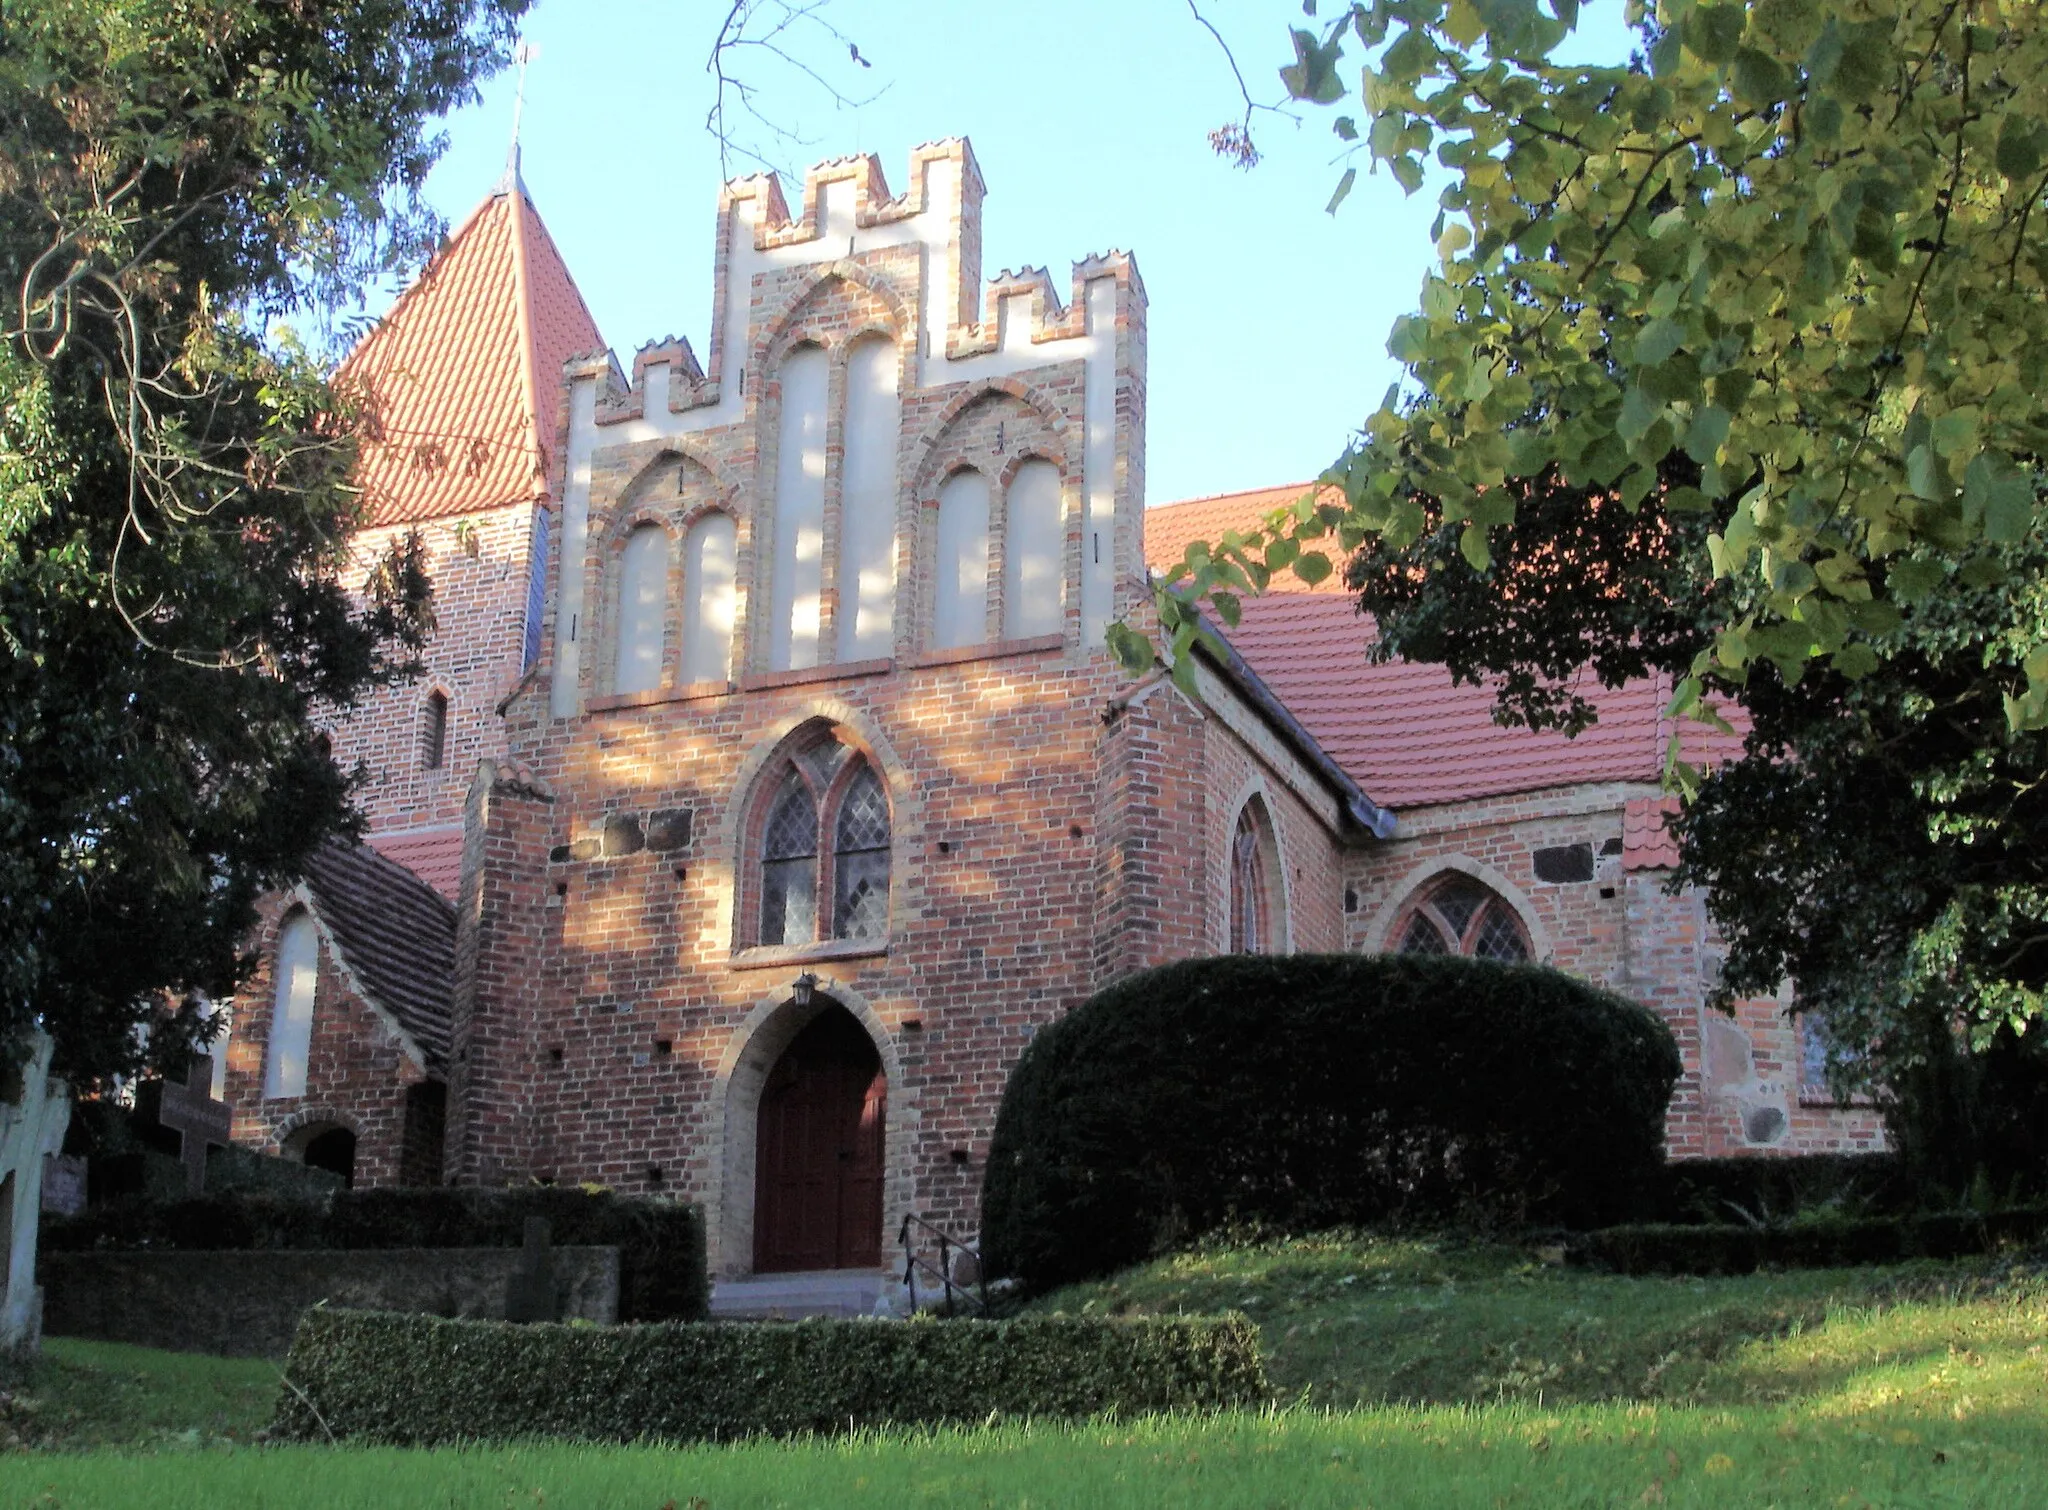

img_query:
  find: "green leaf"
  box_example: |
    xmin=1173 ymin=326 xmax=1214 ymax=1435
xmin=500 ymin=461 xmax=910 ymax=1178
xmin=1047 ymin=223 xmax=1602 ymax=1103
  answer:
xmin=1886 ymin=559 xmax=1944 ymax=604
xmin=1326 ymin=167 xmax=1358 ymax=216
xmin=1732 ymin=47 xmax=1791 ymax=106
xmin=1617 ymin=385 xmax=1659 ymax=442
xmin=1634 ymin=317 xmax=1684 ymax=367
xmin=1683 ymin=5 xmax=1746 ymax=64
xmin=1293 ymin=551 xmax=1334 ymax=587
xmin=1459 ymin=523 xmax=1490 ymax=571
xmin=1906 ymin=444 xmax=1945 ymax=503
xmin=1389 ymin=155 xmax=1424 ymax=195
xmin=1104 ymin=619 xmax=1156 ymax=677
xmin=1683 ymin=406 xmax=1730 ymax=466
xmin=1997 ymin=114 xmax=2044 ymax=182
xmin=1280 ymin=27 xmax=1349 ymax=103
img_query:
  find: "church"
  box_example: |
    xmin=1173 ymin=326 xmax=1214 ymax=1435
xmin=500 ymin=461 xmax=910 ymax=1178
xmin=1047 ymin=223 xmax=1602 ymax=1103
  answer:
xmin=213 ymin=139 xmax=1881 ymax=1283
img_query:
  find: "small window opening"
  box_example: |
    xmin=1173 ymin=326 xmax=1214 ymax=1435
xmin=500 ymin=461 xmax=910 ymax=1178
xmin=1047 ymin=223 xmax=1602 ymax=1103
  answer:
xmin=422 ymin=690 xmax=449 ymax=770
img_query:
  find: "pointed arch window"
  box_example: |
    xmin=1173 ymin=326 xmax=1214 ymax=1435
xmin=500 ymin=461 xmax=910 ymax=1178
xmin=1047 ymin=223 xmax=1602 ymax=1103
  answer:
xmin=264 ymin=911 xmax=319 ymax=1099
xmin=1228 ymin=803 xmax=1272 ymax=955
xmin=1394 ymin=874 xmax=1531 ymax=962
xmin=749 ymin=733 xmax=893 ymax=950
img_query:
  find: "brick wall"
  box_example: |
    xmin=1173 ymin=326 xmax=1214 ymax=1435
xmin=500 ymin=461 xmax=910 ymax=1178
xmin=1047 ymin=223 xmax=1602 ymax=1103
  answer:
xmin=1345 ymin=783 xmax=1882 ymax=1158
xmin=223 ymin=891 xmax=435 ymax=1186
xmin=327 ymin=504 xmax=538 ymax=837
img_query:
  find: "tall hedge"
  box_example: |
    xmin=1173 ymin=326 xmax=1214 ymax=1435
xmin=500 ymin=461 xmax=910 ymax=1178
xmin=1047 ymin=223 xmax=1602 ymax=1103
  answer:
xmin=44 ymin=1186 xmax=709 ymax=1321
xmin=271 ymin=1308 xmax=1269 ymax=1445
xmin=982 ymin=954 xmax=1681 ymax=1290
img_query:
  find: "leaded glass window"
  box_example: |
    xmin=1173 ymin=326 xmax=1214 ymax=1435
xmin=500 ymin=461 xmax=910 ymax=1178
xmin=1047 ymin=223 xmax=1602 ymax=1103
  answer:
xmin=1229 ymin=805 xmax=1270 ymax=954
xmin=1394 ymin=873 xmax=1531 ymax=962
xmin=833 ymin=765 xmax=891 ymax=940
xmin=760 ymin=776 xmax=817 ymax=946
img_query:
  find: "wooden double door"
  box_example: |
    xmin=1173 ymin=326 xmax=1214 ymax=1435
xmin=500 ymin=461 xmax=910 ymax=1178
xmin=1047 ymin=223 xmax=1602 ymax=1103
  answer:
xmin=753 ymin=1008 xmax=886 ymax=1272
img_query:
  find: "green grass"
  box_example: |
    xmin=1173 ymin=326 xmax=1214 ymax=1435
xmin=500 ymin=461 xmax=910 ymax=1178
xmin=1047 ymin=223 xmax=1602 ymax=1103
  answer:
xmin=1021 ymin=1231 xmax=2043 ymax=1408
xmin=2 ymin=1238 xmax=2044 ymax=1507
xmin=0 ymin=1338 xmax=276 ymax=1451
xmin=0 ymin=1403 xmax=2038 ymax=1508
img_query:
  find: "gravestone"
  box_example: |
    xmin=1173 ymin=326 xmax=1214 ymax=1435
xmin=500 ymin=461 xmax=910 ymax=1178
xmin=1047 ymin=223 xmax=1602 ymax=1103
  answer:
xmin=133 ymin=1056 xmax=233 ymax=1195
xmin=503 ymin=1216 xmax=561 ymax=1322
xmin=38 ymin=1155 xmax=85 ymax=1217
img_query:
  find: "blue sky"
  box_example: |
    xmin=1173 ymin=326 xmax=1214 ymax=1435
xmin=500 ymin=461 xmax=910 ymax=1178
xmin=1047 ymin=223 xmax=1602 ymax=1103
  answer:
xmin=394 ymin=1 xmax=1635 ymax=506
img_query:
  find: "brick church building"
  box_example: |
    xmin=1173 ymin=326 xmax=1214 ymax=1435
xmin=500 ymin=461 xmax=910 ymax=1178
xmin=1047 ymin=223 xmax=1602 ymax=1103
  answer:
xmin=214 ymin=140 xmax=1880 ymax=1282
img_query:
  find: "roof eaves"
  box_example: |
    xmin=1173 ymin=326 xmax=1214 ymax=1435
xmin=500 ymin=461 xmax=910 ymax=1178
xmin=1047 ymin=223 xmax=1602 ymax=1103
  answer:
xmin=1190 ymin=616 xmax=1399 ymax=842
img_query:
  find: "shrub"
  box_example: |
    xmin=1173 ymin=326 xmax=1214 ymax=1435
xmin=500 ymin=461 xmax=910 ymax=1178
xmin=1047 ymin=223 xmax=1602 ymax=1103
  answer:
xmin=270 ymin=1308 xmax=1269 ymax=1445
xmin=981 ymin=954 xmax=1681 ymax=1290
xmin=1573 ymin=1205 xmax=2048 ymax=1275
xmin=42 ymin=1187 xmax=709 ymax=1321
xmin=1659 ymin=1154 xmax=1907 ymax=1225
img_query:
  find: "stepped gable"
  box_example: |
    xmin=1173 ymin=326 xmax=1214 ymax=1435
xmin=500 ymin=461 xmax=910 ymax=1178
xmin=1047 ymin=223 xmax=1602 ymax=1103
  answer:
xmin=301 ymin=838 xmax=456 ymax=1070
xmin=336 ymin=170 xmax=604 ymax=527
xmin=1144 ymin=485 xmax=1745 ymax=810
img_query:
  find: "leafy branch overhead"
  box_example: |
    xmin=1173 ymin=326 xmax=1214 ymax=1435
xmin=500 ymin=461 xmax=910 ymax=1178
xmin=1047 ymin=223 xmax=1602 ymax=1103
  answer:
xmin=1130 ymin=0 xmax=2048 ymax=734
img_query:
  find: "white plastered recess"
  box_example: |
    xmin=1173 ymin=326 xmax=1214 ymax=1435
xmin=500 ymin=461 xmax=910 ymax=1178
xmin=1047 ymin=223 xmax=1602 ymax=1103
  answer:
xmin=548 ymin=142 xmax=1138 ymax=715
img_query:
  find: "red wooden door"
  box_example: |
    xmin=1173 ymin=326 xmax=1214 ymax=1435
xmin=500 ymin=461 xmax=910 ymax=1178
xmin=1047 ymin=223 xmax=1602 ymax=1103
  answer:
xmin=754 ymin=1010 xmax=886 ymax=1272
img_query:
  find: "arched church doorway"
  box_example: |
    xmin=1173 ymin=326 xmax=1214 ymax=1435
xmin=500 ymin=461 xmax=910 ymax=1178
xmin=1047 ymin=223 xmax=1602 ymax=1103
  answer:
xmin=753 ymin=1005 xmax=885 ymax=1272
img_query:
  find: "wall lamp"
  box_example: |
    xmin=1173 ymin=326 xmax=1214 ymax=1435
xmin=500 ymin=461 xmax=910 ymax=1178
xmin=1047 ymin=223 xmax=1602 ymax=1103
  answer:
xmin=791 ymin=971 xmax=819 ymax=1007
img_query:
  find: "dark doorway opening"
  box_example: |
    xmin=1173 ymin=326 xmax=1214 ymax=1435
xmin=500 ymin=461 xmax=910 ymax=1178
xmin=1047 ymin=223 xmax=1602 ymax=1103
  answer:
xmin=399 ymin=1081 xmax=446 ymax=1187
xmin=753 ymin=1006 xmax=885 ymax=1273
xmin=302 ymin=1126 xmax=357 ymax=1187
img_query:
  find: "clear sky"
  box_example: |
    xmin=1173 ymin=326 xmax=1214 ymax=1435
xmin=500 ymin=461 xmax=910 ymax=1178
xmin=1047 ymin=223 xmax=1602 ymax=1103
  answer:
xmin=391 ymin=1 xmax=1634 ymax=507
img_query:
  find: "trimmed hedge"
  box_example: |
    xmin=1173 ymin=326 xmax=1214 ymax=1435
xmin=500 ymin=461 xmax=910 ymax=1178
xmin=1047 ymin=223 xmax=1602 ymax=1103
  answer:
xmin=44 ymin=1186 xmax=708 ymax=1321
xmin=1573 ymin=1205 xmax=2048 ymax=1275
xmin=982 ymin=954 xmax=1681 ymax=1290
xmin=270 ymin=1308 xmax=1270 ymax=1444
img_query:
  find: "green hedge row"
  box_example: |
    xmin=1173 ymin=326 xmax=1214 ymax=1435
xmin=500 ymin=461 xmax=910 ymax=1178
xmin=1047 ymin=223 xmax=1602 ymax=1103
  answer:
xmin=270 ymin=1308 xmax=1270 ymax=1445
xmin=45 ymin=1187 xmax=708 ymax=1322
xmin=1573 ymin=1206 xmax=2048 ymax=1275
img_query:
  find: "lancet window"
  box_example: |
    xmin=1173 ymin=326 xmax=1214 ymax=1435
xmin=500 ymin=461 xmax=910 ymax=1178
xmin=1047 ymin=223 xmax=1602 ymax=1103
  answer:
xmin=264 ymin=911 xmax=319 ymax=1099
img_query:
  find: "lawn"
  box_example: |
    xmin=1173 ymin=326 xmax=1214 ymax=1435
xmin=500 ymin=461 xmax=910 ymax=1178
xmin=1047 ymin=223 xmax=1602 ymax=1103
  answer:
xmin=1 ymin=1236 xmax=2043 ymax=1508
xmin=1017 ymin=1230 xmax=2047 ymax=1408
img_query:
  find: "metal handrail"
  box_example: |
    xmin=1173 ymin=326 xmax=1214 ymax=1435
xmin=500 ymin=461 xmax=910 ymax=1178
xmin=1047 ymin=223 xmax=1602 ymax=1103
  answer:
xmin=896 ymin=1212 xmax=988 ymax=1315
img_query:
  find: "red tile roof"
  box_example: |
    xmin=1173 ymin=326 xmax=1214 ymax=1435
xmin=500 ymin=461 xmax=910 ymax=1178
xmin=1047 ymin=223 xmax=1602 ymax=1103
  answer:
xmin=336 ymin=175 xmax=603 ymax=527
xmin=366 ymin=825 xmax=465 ymax=903
xmin=1144 ymin=486 xmax=1745 ymax=812
xmin=1623 ymin=796 xmax=1684 ymax=870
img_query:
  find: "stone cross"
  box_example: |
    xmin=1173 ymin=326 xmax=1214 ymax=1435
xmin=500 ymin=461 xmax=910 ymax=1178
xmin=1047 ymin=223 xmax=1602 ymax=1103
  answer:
xmin=145 ymin=1056 xmax=233 ymax=1195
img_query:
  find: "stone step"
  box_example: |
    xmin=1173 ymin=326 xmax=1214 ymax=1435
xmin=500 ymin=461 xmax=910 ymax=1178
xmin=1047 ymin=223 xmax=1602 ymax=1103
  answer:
xmin=709 ymin=1268 xmax=895 ymax=1320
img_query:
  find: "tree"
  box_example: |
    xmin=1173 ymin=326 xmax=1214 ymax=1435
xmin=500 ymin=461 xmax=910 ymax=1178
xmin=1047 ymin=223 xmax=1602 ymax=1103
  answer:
xmin=0 ymin=0 xmax=528 ymax=1082
xmin=1127 ymin=0 xmax=2048 ymax=1186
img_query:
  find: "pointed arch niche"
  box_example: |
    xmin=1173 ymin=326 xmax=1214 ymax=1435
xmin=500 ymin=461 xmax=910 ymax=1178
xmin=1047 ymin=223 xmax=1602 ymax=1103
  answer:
xmin=912 ymin=384 xmax=1072 ymax=656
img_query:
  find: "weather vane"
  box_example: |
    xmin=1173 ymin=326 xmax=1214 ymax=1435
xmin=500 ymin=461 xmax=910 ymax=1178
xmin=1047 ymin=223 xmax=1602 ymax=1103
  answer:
xmin=506 ymin=40 xmax=540 ymax=182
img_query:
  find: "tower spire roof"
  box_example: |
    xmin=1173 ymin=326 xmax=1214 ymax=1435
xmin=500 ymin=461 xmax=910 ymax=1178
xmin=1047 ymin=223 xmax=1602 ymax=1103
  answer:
xmin=336 ymin=174 xmax=601 ymax=528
